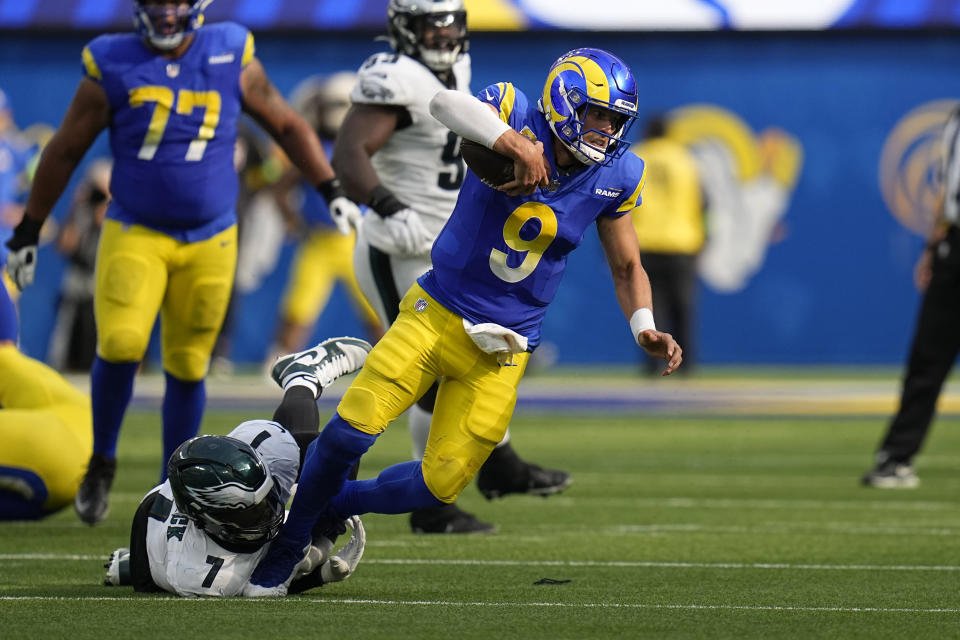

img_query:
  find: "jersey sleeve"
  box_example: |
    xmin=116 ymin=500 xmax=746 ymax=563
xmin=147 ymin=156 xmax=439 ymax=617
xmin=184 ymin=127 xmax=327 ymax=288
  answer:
xmin=211 ymin=22 xmax=255 ymax=68
xmin=476 ymin=82 xmax=521 ymax=126
xmin=80 ymin=36 xmax=109 ymax=83
xmin=241 ymin=31 xmax=255 ymax=68
xmin=350 ymin=53 xmax=413 ymax=107
xmin=228 ymin=420 xmax=300 ymax=503
xmin=607 ymin=151 xmax=646 ymax=217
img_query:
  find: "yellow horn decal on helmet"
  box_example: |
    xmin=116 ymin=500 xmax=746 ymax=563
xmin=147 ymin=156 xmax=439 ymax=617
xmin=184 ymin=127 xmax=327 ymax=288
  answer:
xmin=542 ymin=56 xmax=611 ymax=124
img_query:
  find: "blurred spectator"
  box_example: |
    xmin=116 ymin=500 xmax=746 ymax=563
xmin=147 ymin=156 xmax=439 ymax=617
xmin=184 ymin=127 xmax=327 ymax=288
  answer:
xmin=0 ymin=88 xmax=39 ymax=298
xmin=48 ymin=158 xmax=112 ymax=372
xmin=264 ymin=73 xmax=381 ymax=369
xmin=208 ymin=121 xmax=288 ymax=376
xmin=629 ymin=115 xmax=706 ymax=375
xmin=863 ymin=106 xmax=960 ymax=488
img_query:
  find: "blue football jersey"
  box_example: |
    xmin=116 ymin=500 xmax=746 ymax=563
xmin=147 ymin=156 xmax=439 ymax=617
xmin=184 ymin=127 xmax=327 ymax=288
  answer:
xmin=82 ymin=23 xmax=254 ymax=242
xmin=420 ymin=82 xmax=645 ymax=348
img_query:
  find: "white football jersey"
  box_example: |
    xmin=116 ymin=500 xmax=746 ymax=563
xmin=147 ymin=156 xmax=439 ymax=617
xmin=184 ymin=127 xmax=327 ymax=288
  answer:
xmin=143 ymin=420 xmax=300 ymax=597
xmin=350 ymin=52 xmax=471 ymax=240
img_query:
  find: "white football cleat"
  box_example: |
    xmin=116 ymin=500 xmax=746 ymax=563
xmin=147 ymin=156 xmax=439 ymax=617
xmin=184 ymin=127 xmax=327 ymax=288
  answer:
xmin=270 ymin=337 xmax=373 ymax=390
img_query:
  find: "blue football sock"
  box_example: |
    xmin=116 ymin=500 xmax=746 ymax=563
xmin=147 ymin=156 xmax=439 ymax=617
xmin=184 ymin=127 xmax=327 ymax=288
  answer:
xmin=330 ymin=460 xmax=443 ymax=517
xmin=161 ymin=372 xmax=205 ymax=480
xmin=0 ymin=466 xmax=48 ymax=521
xmin=90 ymin=357 xmax=138 ymax=458
xmin=280 ymin=413 xmax=378 ymax=546
xmin=0 ymin=283 xmax=17 ymax=343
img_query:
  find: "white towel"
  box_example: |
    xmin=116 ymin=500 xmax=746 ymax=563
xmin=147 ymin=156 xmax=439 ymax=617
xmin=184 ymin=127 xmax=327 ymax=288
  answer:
xmin=463 ymin=319 xmax=528 ymax=366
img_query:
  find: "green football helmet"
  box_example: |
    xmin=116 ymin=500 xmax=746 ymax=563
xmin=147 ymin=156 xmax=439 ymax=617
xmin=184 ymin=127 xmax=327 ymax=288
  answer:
xmin=167 ymin=435 xmax=284 ymax=550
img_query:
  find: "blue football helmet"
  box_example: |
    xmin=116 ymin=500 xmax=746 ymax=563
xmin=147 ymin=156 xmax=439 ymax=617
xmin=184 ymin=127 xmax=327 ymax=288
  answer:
xmin=167 ymin=435 xmax=284 ymax=550
xmin=133 ymin=0 xmax=213 ymax=51
xmin=538 ymin=48 xmax=639 ymax=166
xmin=388 ymin=0 xmax=468 ymax=72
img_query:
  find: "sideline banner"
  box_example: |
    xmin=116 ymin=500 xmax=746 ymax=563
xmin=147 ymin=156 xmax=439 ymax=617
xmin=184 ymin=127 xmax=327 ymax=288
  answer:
xmin=3 ymin=1 xmax=960 ymax=31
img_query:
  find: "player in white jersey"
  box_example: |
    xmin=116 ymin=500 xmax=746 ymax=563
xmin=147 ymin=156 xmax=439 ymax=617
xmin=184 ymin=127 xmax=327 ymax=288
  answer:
xmin=103 ymin=336 xmax=372 ymax=597
xmin=333 ymin=0 xmax=570 ymax=535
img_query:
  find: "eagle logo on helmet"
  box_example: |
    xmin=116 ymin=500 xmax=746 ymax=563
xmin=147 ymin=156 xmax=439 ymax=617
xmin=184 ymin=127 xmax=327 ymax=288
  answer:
xmin=538 ymin=48 xmax=639 ymax=166
xmin=184 ymin=479 xmax=271 ymax=510
xmin=167 ymin=435 xmax=285 ymax=549
xmin=133 ymin=0 xmax=214 ymax=51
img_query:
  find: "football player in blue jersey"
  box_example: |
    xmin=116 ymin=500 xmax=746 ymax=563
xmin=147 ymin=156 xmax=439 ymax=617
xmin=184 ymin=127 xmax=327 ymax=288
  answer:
xmin=245 ymin=47 xmax=683 ymax=596
xmin=335 ymin=0 xmax=571 ymax=536
xmin=4 ymin=0 xmax=362 ymax=526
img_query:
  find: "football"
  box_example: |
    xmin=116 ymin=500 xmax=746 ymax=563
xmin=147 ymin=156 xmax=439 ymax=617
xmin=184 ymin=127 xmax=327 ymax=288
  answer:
xmin=460 ymin=138 xmax=515 ymax=187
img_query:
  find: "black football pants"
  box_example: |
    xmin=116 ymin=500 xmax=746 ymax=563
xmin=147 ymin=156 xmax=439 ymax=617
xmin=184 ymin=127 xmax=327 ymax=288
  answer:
xmin=879 ymin=225 xmax=960 ymax=462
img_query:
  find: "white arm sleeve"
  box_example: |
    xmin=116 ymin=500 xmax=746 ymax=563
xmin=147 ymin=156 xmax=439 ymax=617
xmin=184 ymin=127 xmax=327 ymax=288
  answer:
xmin=429 ymin=89 xmax=512 ymax=149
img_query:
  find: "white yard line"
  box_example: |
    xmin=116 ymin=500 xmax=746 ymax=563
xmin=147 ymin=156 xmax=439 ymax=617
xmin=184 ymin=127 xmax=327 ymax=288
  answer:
xmin=2 ymin=554 xmax=959 ymax=571
xmin=0 ymin=595 xmax=957 ymax=614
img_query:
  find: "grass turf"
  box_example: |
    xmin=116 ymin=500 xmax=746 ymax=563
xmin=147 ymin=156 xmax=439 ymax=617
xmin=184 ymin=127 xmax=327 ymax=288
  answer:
xmin=2 ymin=401 xmax=959 ymax=639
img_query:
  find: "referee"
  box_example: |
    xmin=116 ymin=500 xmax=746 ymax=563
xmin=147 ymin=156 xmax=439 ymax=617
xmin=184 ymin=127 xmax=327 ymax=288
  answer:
xmin=863 ymin=106 xmax=960 ymax=488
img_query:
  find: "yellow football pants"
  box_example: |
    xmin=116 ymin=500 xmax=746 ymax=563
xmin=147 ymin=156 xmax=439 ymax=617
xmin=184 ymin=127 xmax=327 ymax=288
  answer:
xmin=281 ymin=229 xmax=378 ymax=328
xmin=0 ymin=344 xmax=92 ymax=515
xmin=337 ymin=284 xmax=529 ymax=503
xmin=95 ymin=220 xmax=237 ymax=381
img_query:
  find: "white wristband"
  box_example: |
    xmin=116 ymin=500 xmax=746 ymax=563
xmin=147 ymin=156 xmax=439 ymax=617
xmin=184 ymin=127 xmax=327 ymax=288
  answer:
xmin=629 ymin=308 xmax=656 ymax=344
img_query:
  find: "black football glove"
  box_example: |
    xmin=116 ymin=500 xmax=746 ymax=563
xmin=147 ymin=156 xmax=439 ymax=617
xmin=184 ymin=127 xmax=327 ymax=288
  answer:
xmin=5 ymin=215 xmax=43 ymax=291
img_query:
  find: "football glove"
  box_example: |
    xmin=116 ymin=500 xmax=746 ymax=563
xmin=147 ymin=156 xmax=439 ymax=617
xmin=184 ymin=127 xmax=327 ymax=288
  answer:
xmin=103 ymin=547 xmax=132 ymax=586
xmin=320 ymin=515 xmax=365 ymax=584
xmin=317 ymin=178 xmax=362 ymax=236
xmin=363 ymin=207 xmax=433 ymax=257
xmin=328 ymin=195 xmax=363 ymax=235
xmin=5 ymin=215 xmax=43 ymax=291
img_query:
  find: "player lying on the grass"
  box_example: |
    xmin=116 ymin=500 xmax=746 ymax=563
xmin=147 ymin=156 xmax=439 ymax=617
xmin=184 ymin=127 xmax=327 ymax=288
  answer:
xmin=0 ymin=282 xmax=92 ymax=521
xmin=103 ymin=336 xmax=372 ymax=597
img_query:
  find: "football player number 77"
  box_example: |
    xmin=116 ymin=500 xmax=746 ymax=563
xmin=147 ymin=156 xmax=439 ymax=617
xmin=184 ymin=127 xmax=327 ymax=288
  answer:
xmin=129 ymin=86 xmax=222 ymax=162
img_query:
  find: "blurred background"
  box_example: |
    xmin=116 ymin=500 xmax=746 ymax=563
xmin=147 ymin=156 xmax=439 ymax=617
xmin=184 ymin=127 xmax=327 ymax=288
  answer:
xmin=1 ymin=0 xmax=954 ymax=369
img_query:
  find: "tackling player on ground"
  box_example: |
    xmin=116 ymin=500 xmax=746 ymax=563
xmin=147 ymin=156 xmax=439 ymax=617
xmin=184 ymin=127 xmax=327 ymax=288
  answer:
xmin=4 ymin=0 xmax=361 ymax=525
xmin=104 ymin=335 xmax=372 ymax=597
xmin=0 ymin=282 xmax=92 ymax=521
xmin=245 ymin=47 xmax=681 ymax=596
xmin=334 ymin=0 xmax=570 ymax=535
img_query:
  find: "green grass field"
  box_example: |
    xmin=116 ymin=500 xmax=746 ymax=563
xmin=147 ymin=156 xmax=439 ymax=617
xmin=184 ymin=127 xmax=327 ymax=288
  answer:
xmin=2 ymin=376 xmax=960 ymax=639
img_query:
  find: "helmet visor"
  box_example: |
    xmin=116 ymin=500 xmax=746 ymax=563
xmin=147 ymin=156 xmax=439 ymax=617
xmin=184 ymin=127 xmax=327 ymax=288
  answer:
xmin=138 ymin=2 xmax=192 ymax=39
xmin=200 ymin=482 xmax=285 ymax=545
xmin=415 ymin=11 xmax=467 ymax=51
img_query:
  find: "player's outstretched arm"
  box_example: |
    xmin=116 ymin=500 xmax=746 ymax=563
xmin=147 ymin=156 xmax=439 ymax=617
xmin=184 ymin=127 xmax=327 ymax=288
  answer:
xmin=241 ymin=58 xmax=333 ymax=187
xmin=332 ymin=104 xmax=432 ymax=254
xmin=241 ymin=58 xmax=360 ymax=233
xmin=6 ymin=77 xmax=109 ymax=289
xmin=597 ymin=214 xmax=682 ymax=375
xmin=332 ymin=104 xmax=400 ymax=205
xmin=285 ymin=516 xmax=366 ymax=595
xmin=429 ymin=90 xmax=548 ymax=195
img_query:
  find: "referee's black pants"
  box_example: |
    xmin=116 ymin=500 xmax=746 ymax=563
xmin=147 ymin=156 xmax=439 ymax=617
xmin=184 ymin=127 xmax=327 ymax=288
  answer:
xmin=879 ymin=225 xmax=960 ymax=462
xmin=639 ymin=251 xmax=699 ymax=374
